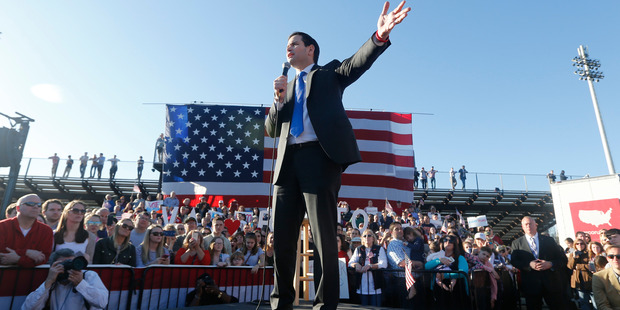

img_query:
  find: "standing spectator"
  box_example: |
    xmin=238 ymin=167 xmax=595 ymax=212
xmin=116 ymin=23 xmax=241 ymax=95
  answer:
xmin=89 ymin=154 xmax=98 ymax=178
xmin=413 ymin=167 xmax=419 ymax=189
xmin=424 ymin=235 xmax=469 ymax=308
xmin=135 ymin=224 xmax=171 ymax=267
xmin=21 ymin=248 xmax=109 ymax=310
xmin=79 ymin=152 xmax=88 ymax=178
xmin=560 ymin=170 xmax=568 ymax=181
xmin=449 ymin=167 xmax=457 ymax=190
xmin=102 ymin=194 xmax=114 ymax=212
xmin=0 ymin=194 xmax=54 ymax=267
xmin=163 ymin=191 xmax=180 ymax=209
xmin=108 ymin=155 xmax=120 ymax=180
xmin=196 ymin=196 xmax=210 ymax=217
xmin=49 ymin=153 xmax=60 ymax=178
xmin=239 ymin=232 xmax=264 ymax=274
xmin=175 ymin=229 xmax=211 ymax=265
xmin=52 ymin=201 xmax=96 ymax=263
xmin=568 ymin=239 xmax=594 ymax=310
xmin=62 ymin=155 xmax=73 ymax=178
xmin=420 ymin=167 xmax=427 ymax=189
xmin=96 ymin=153 xmax=105 ymax=180
xmin=156 ymin=133 xmax=165 ymax=162
xmin=349 ymin=229 xmax=387 ymax=306
xmin=130 ymin=211 xmax=151 ymax=246
xmin=429 ymin=166 xmax=437 ymax=189
xmin=484 ymin=226 xmax=504 ymax=245
xmin=337 ymin=234 xmax=352 ymax=265
xmin=137 ymin=156 xmax=145 ymax=180
xmin=93 ymin=218 xmax=136 ymax=266
xmin=458 ymin=165 xmax=468 ymax=190
xmin=547 ymin=170 xmax=557 ymax=184
xmin=592 ymin=245 xmax=620 ymax=309
xmin=208 ymin=236 xmax=229 ymax=267
xmin=265 ymin=232 xmax=275 ymax=266
xmin=386 ymin=222 xmax=411 ymax=308
xmin=511 ymin=216 xmax=568 ymax=309
xmin=203 ymin=217 xmax=232 ymax=254
xmin=43 ymin=199 xmax=63 ymax=231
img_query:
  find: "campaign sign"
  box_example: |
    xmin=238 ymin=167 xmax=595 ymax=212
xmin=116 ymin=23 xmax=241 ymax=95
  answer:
xmin=569 ymin=198 xmax=620 ymax=242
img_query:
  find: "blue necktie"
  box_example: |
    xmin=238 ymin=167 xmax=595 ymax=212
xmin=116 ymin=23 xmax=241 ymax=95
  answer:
xmin=290 ymin=71 xmax=307 ymax=137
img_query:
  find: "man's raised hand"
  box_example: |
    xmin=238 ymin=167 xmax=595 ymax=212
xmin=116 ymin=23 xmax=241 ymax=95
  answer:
xmin=377 ymin=1 xmax=411 ymax=40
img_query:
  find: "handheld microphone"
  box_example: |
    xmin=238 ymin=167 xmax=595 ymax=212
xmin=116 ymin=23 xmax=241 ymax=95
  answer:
xmin=282 ymin=61 xmax=291 ymax=76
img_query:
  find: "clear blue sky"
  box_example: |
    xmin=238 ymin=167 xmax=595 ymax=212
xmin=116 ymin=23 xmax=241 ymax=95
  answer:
xmin=1 ymin=1 xmax=619 ymax=190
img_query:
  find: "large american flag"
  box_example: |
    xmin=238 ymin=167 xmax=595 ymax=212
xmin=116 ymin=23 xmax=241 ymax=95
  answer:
xmin=162 ymin=104 xmax=414 ymax=209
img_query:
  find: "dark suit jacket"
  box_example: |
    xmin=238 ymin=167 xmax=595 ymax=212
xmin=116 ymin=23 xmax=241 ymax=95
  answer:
xmin=265 ymin=34 xmax=390 ymax=185
xmin=510 ymin=234 xmax=567 ymax=296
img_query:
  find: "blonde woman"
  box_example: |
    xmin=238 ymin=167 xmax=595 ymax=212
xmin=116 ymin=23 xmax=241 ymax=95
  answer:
xmin=93 ymin=218 xmax=136 ymax=266
xmin=136 ymin=224 xmax=171 ymax=267
xmin=348 ymin=229 xmax=387 ymax=306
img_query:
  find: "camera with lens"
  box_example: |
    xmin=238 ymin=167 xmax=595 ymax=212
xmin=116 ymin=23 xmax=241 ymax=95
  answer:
xmin=57 ymin=256 xmax=88 ymax=282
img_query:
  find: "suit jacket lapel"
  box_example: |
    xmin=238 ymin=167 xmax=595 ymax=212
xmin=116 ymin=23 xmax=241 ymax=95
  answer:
xmin=305 ymin=64 xmax=319 ymax=100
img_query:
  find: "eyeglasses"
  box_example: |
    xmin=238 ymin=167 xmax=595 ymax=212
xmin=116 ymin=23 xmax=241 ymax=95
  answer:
xmin=22 ymin=202 xmax=42 ymax=208
xmin=151 ymin=232 xmax=164 ymax=236
xmin=607 ymin=254 xmax=620 ymax=260
xmin=362 ymin=235 xmax=373 ymax=238
xmin=575 ymin=243 xmax=586 ymax=245
xmin=121 ymin=223 xmax=134 ymax=231
xmin=70 ymin=208 xmax=87 ymax=215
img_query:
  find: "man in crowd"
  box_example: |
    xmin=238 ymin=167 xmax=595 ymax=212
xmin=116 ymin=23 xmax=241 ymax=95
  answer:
xmin=163 ymin=191 xmax=179 ymax=209
xmin=511 ymin=216 xmax=568 ymax=310
xmin=96 ymin=153 xmax=105 ymax=180
xmin=485 ymin=226 xmax=503 ymax=245
xmin=21 ymin=248 xmax=109 ymax=309
xmin=0 ymin=194 xmax=53 ymax=267
xmin=130 ymin=211 xmax=151 ymax=246
xmin=156 ymin=133 xmax=165 ymax=162
xmin=174 ymin=217 xmax=198 ymax=252
xmin=5 ymin=203 xmax=17 ymax=219
xmin=429 ymin=166 xmax=437 ymax=189
xmin=43 ymin=199 xmax=63 ymax=231
xmin=592 ymin=245 xmax=620 ymax=309
xmin=108 ymin=155 xmax=120 ymax=180
xmin=459 ymin=165 xmax=468 ymax=190
xmin=203 ymin=217 xmax=232 ymax=254
xmin=79 ymin=152 xmax=89 ymax=179
xmin=137 ymin=156 xmax=145 ymax=181
xmin=62 ymin=155 xmax=73 ymax=178
xmin=89 ymin=154 xmax=98 ymax=178
xmin=605 ymin=228 xmax=620 ymax=246
xmin=49 ymin=153 xmax=60 ymax=179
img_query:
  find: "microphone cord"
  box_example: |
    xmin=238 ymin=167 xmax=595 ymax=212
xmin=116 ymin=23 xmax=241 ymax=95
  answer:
xmin=255 ymin=100 xmax=280 ymax=310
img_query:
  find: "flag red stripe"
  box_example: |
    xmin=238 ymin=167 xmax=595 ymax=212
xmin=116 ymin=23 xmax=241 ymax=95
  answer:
xmin=353 ymin=129 xmax=412 ymax=144
xmin=346 ymin=110 xmax=412 ymax=123
xmin=264 ymin=148 xmax=413 ymax=167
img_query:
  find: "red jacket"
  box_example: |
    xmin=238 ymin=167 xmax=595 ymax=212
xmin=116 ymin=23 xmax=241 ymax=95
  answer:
xmin=0 ymin=217 xmax=53 ymax=267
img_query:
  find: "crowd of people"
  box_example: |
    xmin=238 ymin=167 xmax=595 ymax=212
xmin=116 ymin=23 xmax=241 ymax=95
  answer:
xmin=413 ymin=165 xmax=469 ymax=190
xmin=48 ymin=152 xmax=146 ymax=181
xmin=1 ymin=193 xmax=619 ymax=309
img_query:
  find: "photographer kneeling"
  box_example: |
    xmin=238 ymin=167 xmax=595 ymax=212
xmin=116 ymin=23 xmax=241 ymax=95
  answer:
xmin=22 ymin=249 xmax=108 ymax=310
xmin=185 ymin=273 xmax=238 ymax=306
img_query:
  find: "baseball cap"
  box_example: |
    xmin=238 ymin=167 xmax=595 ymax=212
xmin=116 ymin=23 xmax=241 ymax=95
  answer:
xmin=474 ymin=232 xmax=486 ymax=240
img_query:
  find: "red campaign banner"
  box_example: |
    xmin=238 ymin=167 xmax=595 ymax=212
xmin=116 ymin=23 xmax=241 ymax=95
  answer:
xmin=569 ymin=198 xmax=620 ymax=241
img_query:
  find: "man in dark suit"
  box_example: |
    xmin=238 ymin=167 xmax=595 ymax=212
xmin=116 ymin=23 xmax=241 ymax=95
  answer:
xmin=511 ymin=216 xmax=568 ymax=310
xmin=265 ymin=2 xmax=410 ymax=309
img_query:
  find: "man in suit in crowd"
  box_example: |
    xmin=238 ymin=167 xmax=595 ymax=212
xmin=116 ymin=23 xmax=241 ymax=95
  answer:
xmin=592 ymin=245 xmax=620 ymax=309
xmin=511 ymin=216 xmax=568 ymax=310
xmin=265 ymin=2 xmax=410 ymax=309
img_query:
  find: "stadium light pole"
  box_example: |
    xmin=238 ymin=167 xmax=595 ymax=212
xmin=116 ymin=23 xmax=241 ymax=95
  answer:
xmin=572 ymin=45 xmax=615 ymax=175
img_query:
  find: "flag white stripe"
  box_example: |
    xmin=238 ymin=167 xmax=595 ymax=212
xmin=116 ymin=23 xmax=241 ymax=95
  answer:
xmin=348 ymin=118 xmax=412 ymax=135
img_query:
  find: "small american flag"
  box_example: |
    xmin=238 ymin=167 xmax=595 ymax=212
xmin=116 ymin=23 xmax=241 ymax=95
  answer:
xmin=403 ymin=249 xmax=415 ymax=290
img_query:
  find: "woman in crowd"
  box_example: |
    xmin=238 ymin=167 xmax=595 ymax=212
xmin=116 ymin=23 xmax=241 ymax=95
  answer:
xmin=338 ymin=234 xmax=352 ymax=265
xmin=404 ymin=227 xmax=425 ymax=269
xmin=230 ymin=231 xmax=244 ymax=253
xmin=53 ymin=200 xmax=97 ymax=263
xmin=209 ymin=236 xmax=230 ymax=267
xmin=264 ymin=232 xmax=275 ymax=266
xmin=175 ymin=229 xmax=211 ymax=265
xmin=239 ymin=232 xmax=264 ymax=274
xmin=136 ymin=224 xmax=171 ymax=267
xmin=425 ymin=235 xmax=469 ymax=309
xmin=348 ymin=229 xmax=387 ymax=306
xmin=93 ymin=218 xmax=137 ymax=266
xmin=588 ymin=241 xmax=605 ymax=264
xmin=163 ymin=224 xmax=178 ymax=257
xmin=254 ymin=229 xmax=264 ymax=249
xmin=567 ymin=239 xmax=594 ymax=310
xmin=84 ymin=213 xmax=103 ymax=240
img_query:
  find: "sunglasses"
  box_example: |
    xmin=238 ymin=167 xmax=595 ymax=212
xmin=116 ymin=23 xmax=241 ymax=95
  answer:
xmin=121 ymin=223 xmax=134 ymax=231
xmin=362 ymin=235 xmax=373 ymax=238
xmin=87 ymin=221 xmax=102 ymax=225
xmin=151 ymin=232 xmax=164 ymax=236
xmin=443 ymin=238 xmax=456 ymax=243
xmin=70 ymin=208 xmax=87 ymax=215
xmin=607 ymin=254 xmax=620 ymax=260
xmin=22 ymin=202 xmax=42 ymax=208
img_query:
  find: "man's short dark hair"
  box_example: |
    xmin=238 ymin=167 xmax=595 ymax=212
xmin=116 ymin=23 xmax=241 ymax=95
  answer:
xmin=49 ymin=248 xmax=76 ymax=264
xmin=605 ymin=228 xmax=620 ymax=238
xmin=42 ymin=199 xmax=63 ymax=213
xmin=289 ymin=32 xmax=320 ymax=64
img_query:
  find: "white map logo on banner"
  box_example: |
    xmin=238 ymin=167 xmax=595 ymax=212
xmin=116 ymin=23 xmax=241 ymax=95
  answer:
xmin=578 ymin=208 xmax=612 ymax=227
